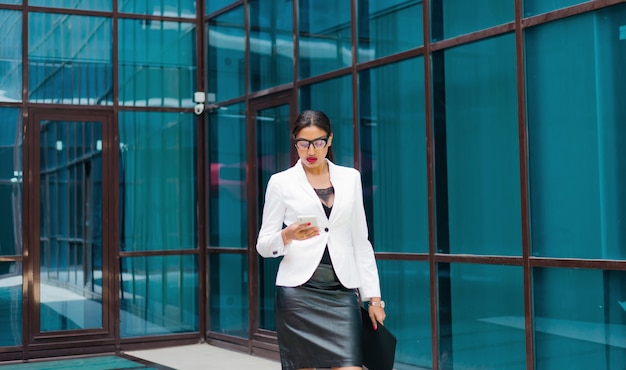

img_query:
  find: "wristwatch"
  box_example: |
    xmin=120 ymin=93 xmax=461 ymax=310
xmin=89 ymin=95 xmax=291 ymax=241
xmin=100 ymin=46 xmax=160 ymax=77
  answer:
xmin=369 ymin=300 xmax=385 ymax=308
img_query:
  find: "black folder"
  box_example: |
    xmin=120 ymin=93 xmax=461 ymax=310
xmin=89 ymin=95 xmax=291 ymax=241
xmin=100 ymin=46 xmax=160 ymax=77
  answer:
xmin=361 ymin=307 xmax=397 ymax=370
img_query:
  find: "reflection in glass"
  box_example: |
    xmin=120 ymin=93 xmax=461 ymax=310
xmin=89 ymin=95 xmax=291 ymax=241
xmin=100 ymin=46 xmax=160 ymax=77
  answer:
xmin=0 ymin=10 xmax=22 ymax=103
xmin=431 ymin=0 xmax=513 ymax=41
xmin=359 ymin=58 xmax=428 ymax=253
xmin=256 ymin=104 xmax=290 ymax=331
xmin=208 ymin=253 xmax=248 ymax=337
xmin=248 ymin=0 xmax=294 ymax=92
xmin=120 ymin=255 xmax=198 ymax=337
xmin=0 ymin=108 xmax=22 ymax=257
xmin=0 ymin=262 xmax=21 ymax=347
xmin=29 ymin=0 xmax=111 ymax=11
xmin=119 ymin=112 xmax=197 ymax=252
xmin=533 ymin=268 xmax=626 ymax=369
xmin=208 ymin=7 xmax=246 ymax=103
xmin=440 ymin=263 xmax=525 ymax=369
xmin=119 ymin=0 xmax=195 ymax=18
xmin=207 ymin=104 xmax=247 ymax=248
xmin=378 ymin=260 xmax=431 ymax=368
xmin=526 ymin=4 xmax=626 ymax=260
xmin=357 ymin=0 xmax=423 ymax=62
xmin=298 ymin=0 xmax=351 ymax=78
xmin=206 ymin=0 xmax=235 ymax=15
xmin=436 ymin=34 xmax=521 ymax=256
xmin=118 ymin=19 xmax=196 ymax=107
xmin=524 ymin=0 xmax=589 ymax=17
xmin=39 ymin=120 xmax=103 ymax=332
xmin=299 ymin=75 xmax=354 ymax=166
xmin=28 ymin=13 xmax=112 ymax=105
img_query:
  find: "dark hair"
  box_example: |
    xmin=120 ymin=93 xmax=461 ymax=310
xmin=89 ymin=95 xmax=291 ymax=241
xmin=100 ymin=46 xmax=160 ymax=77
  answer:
xmin=291 ymin=110 xmax=335 ymax=161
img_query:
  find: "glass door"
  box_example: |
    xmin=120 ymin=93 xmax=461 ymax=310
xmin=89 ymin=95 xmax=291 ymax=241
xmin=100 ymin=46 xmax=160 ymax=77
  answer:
xmin=28 ymin=109 xmax=115 ymax=346
xmin=248 ymin=93 xmax=293 ymax=353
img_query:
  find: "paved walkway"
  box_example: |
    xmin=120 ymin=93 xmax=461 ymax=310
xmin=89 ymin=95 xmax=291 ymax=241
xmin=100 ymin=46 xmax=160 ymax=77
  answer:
xmin=125 ymin=343 xmax=281 ymax=370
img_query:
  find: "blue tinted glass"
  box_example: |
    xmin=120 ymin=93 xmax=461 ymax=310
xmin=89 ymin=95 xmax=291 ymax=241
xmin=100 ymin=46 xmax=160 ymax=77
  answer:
xmin=298 ymin=0 xmax=351 ymax=78
xmin=0 ymin=108 xmax=22 ymax=257
xmin=120 ymin=255 xmax=198 ymax=337
xmin=207 ymin=103 xmax=247 ymax=248
xmin=39 ymin=120 xmax=103 ymax=332
xmin=119 ymin=19 xmax=196 ymax=107
xmin=379 ymin=260 xmax=432 ymax=369
xmin=208 ymin=253 xmax=249 ymax=337
xmin=118 ymin=112 xmax=198 ymax=251
xmin=431 ymin=0 xmax=513 ymax=41
xmin=208 ymin=7 xmax=246 ymax=102
xmin=441 ymin=263 xmax=526 ymax=369
xmin=28 ymin=13 xmax=112 ymax=105
xmin=358 ymin=0 xmax=423 ymax=62
xmin=299 ymin=75 xmax=354 ymax=166
xmin=0 ymin=262 xmax=21 ymax=347
xmin=0 ymin=10 xmax=22 ymax=103
xmin=524 ymin=0 xmax=589 ymax=17
xmin=249 ymin=0 xmax=294 ymax=92
xmin=526 ymin=4 xmax=626 ymax=259
xmin=206 ymin=0 xmax=235 ymax=14
xmin=0 ymin=0 xmax=21 ymax=4
xmin=119 ymin=0 xmax=195 ymax=18
xmin=439 ymin=34 xmax=521 ymax=256
xmin=30 ymin=0 xmax=111 ymax=11
xmin=533 ymin=268 xmax=626 ymax=369
xmin=359 ymin=58 xmax=428 ymax=253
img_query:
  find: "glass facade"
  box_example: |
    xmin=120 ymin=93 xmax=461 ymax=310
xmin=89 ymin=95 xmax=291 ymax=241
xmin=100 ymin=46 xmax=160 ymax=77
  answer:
xmin=0 ymin=1 xmax=625 ymax=369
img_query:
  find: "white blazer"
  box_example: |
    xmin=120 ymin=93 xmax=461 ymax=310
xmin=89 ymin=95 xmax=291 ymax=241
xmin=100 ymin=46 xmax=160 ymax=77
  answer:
xmin=256 ymin=159 xmax=381 ymax=301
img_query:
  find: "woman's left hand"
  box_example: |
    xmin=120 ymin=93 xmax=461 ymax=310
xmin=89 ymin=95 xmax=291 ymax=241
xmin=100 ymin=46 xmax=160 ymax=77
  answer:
xmin=367 ymin=304 xmax=386 ymax=330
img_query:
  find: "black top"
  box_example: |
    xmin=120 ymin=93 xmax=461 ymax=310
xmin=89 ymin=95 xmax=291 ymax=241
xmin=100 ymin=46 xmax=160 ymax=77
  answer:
xmin=315 ymin=187 xmax=334 ymax=265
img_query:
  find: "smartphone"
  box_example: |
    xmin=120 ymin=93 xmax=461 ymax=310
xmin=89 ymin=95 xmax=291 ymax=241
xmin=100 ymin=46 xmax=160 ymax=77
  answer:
xmin=297 ymin=215 xmax=318 ymax=228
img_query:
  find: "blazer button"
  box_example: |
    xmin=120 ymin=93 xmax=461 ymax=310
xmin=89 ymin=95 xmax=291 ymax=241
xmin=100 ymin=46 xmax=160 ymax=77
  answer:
xmin=324 ymin=227 xmax=329 ymax=232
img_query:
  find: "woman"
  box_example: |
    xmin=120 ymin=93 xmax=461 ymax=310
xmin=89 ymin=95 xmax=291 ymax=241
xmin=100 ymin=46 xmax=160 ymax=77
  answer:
xmin=256 ymin=110 xmax=386 ymax=370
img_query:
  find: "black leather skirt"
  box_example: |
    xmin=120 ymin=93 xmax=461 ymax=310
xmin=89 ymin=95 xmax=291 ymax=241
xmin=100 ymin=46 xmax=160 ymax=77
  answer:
xmin=275 ymin=264 xmax=362 ymax=370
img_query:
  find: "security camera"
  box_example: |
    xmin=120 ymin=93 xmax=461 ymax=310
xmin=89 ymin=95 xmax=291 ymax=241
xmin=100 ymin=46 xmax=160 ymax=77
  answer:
xmin=194 ymin=103 xmax=205 ymax=115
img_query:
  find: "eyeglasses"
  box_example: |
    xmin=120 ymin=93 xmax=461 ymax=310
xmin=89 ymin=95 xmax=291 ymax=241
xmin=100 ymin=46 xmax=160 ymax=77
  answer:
xmin=294 ymin=137 xmax=328 ymax=150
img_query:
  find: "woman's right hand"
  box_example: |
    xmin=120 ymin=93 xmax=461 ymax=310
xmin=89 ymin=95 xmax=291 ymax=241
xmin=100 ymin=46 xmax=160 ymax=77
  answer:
xmin=281 ymin=221 xmax=320 ymax=244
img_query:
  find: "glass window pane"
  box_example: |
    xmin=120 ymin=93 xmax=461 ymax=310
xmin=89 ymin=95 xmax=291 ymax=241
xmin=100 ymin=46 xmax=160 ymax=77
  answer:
xmin=249 ymin=0 xmax=294 ymax=92
xmin=28 ymin=13 xmax=113 ymax=105
xmin=299 ymin=75 xmax=354 ymax=166
xmin=119 ymin=112 xmax=198 ymax=251
xmin=533 ymin=268 xmax=626 ymax=369
xmin=379 ymin=260 xmax=432 ymax=369
xmin=437 ymin=34 xmax=521 ymax=256
xmin=0 ymin=261 xmax=21 ymax=347
xmin=119 ymin=19 xmax=196 ymax=107
xmin=441 ymin=263 xmax=526 ymax=369
xmin=206 ymin=0 xmax=235 ymax=14
xmin=431 ymin=0 xmax=513 ymax=41
xmin=526 ymin=5 xmax=626 ymax=259
xmin=120 ymin=255 xmax=198 ymax=337
xmin=0 ymin=10 xmax=22 ymax=103
xmin=39 ymin=120 xmax=104 ymax=332
xmin=208 ymin=253 xmax=249 ymax=337
xmin=30 ymin=0 xmax=112 ymax=11
xmin=298 ymin=0 xmax=351 ymax=78
xmin=207 ymin=103 xmax=247 ymax=248
xmin=359 ymin=58 xmax=428 ymax=253
xmin=524 ymin=0 xmax=589 ymax=17
xmin=256 ymin=104 xmax=291 ymax=332
xmin=118 ymin=0 xmax=195 ymax=18
xmin=0 ymin=108 xmax=22 ymax=256
xmin=0 ymin=0 xmax=21 ymax=4
xmin=358 ymin=0 xmax=423 ymax=63
xmin=208 ymin=7 xmax=245 ymax=103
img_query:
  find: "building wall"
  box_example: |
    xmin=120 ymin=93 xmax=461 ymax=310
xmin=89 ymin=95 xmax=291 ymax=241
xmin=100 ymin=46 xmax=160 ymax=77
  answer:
xmin=1 ymin=0 xmax=625 ymax=369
